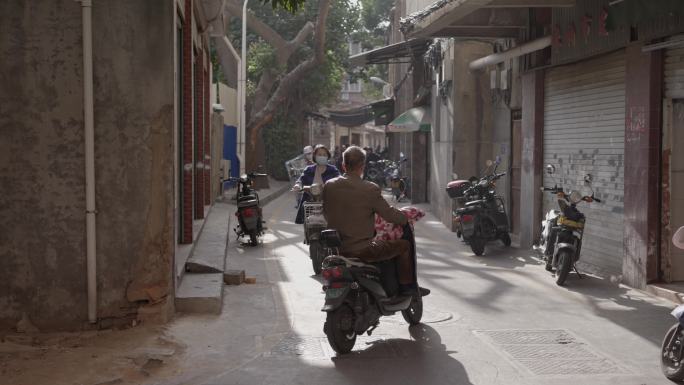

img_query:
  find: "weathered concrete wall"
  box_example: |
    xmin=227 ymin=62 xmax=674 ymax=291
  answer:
xmin=452 ymin=41 xmax=494 ymax=181
xmin=0 ymin=0 xmax=87 ymax=331
xmin=93 ymin=1 xmax=175 ymax=323
xmin=0 ymin=0 xmax=175 ymax=330
xmin=519 ymin=70 xmax=544 ymax=248
xmin=429 ymin=40 xmax=455 ymax=229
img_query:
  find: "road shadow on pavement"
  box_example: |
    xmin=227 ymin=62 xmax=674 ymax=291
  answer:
xmin=332 ymin=324 xmax=474 ymax=385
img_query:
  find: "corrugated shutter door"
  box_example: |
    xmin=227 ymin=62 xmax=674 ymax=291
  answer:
xmin=543 ymin=51 xmax=625 ymax=276
xmin=665 ymin=41 xmax=684 ymax=99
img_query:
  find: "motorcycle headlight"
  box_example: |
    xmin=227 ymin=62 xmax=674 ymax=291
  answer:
xmin=569 ymin=190 xmax=582 ymax=204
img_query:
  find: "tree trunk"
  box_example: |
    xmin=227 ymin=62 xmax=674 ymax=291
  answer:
xmin=243 ymin=0 xmax=333 ymax=172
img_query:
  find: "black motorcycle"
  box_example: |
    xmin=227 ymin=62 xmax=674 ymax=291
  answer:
xmin=320 ymin=226 xmax=424 ymax=354
xmin=364 ymin=160 xmax=386 ymax=188
xmin=538 ymin=165 xmax=602 ymax=285
xmin=454 ymin=158 xmax=511 ymax=256
xmin=228 ymin=172 xmax=266 ymax=246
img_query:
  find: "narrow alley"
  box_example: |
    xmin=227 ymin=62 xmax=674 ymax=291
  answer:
xmin=2 ymin=192 xmax=674 ymax=385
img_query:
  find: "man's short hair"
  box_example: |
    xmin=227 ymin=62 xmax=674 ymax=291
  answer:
xmin=343 ymin=146 xmax=366 ymax=172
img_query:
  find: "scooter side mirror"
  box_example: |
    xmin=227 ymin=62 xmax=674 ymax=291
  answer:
xmin=485 ymin=159 xmax=493 ymax=167
xmin=546 ymin=164 xmax=556 ymax=175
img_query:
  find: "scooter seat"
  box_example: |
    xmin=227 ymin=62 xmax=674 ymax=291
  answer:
xmin=239 ymin=195 xmax=257 ymax=202
xmin=238 ymin=199 xmax=258 ymax=208
xmin=466 ymin=199 xmax=485 ymax=207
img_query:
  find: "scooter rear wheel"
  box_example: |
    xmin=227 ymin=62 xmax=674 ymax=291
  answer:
xmin=662 ymin=324 xmax=684 ymax=381
xmin=401 ymin=292 xmax=423 ymax=325
xmin=325 ymin=304 xmax=356 ymax=354
xmin=500 ymin=232 xmax=512 ymax=247
xmin=249 ymin=232 xmax=258 ymax=246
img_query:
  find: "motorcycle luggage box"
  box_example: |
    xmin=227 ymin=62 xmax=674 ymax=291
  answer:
xmin=446 ymin=180 xmax=470 ymax=199
xmin=237 ymin=199 xmax=258 ymax=208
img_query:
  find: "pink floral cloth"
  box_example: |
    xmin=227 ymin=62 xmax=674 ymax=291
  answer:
xmin=374 ymin=207 xmax=425 ymax=241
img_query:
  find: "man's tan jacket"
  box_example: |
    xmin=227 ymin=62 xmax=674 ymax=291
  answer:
xmin=323 ymin=173 xmax=407 ymax=253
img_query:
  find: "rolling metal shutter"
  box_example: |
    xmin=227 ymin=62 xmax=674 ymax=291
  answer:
xmin=543 ymin=51 xmax=625 ymax=276
xmin=665 ymin=41 xmax=684 ymax=99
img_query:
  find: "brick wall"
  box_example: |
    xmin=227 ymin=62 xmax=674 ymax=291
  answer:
xmin=204 ymin=67 xmax=211 ymax=204
xmin=194 ymin=52 xmax=205 ymax=219
xmin=181 ymin=0 xmax=193 ymax=243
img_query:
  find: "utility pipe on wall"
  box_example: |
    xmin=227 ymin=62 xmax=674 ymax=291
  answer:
xmin=78 ymin=0 xmax=97 ymax=324
xmin=468 ymin=36 xmax=552 ymax=71
xmin=239 ymin=0 xmax=249 ymax=174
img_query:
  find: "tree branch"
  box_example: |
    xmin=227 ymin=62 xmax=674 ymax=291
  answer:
xmin=247 ymin=0 xmax=332 ymax=149
xmin=224 ymin=1 xmax=314 ymax=65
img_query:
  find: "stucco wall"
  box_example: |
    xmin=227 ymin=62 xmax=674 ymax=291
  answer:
xmin=0 ymin=0 xmax=175 ymax=330
xmin=0 ymin=0 xmax=87 ymax=331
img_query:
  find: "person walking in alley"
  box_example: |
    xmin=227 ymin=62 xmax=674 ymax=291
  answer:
xmin=323 ymin=146 xmax=421 ymax=296
xmin=293 ymin=144 xmax=340 ymax=224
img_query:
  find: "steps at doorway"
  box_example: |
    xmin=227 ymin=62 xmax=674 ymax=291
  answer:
xmin=175 ymin=273 xmax=224 ymax=314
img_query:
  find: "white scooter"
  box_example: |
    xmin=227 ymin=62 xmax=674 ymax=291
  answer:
xmin=661 ymin=226 xmax=684 ymax=381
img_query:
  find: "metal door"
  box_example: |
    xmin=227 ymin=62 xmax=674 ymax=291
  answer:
xmin=543 ymin=51 xmax=626 ymax=276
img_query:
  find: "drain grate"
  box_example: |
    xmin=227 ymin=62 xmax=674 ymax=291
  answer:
xmin=475 ymin=329 xmax=624 ymax=376
xmin=266 ymin=334 xmax=406 ymax=359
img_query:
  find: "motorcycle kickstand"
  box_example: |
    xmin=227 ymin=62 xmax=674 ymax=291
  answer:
xmin=573 ymin=264 xmax=584 ymax=279
xmin=367 ymin=323 xmax=379 ymax=336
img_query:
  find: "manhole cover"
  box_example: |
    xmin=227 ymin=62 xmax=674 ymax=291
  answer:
xmin=266 ymin=335 xmax=406 ymax=360
xmin=474 ymin=329 xmax=624 ymax=376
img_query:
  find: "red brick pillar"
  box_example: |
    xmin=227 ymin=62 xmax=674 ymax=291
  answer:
xmin=181 ymin=0 xmax=193 ymax=244
xmin=194 ymin=53 xmax=205 ymax=219
xmin=204 ymin=67 xmax=211 ymax=204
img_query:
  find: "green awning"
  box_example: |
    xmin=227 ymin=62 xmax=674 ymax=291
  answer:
xmin=387 ymin=107 xmax=431 ymax=133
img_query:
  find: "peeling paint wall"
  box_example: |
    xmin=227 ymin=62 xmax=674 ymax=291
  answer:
xmin=0 ymin=0 xmax=175 ymax=330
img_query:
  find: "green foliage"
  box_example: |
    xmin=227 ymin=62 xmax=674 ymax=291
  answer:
xmin=260 ymin=0 xmax=308 ymax=13
xmin=263 ymin=113 xmax=302 ymax=180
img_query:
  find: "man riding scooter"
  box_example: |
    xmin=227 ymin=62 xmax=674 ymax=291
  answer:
xmin=323 ymin=146 xmax=428 ymax=297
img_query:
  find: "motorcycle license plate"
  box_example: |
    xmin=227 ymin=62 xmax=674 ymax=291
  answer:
xmin=325 ymin=288 xmax=346 ymax=299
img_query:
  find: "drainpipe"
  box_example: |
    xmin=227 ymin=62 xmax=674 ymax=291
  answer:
xmin=468 ymin=36 xmax=552 ymax=71
xmin=77 ymin=0 xmax=97 ymax=324
xmin=239 ymin=0 xmax=249 ymax=173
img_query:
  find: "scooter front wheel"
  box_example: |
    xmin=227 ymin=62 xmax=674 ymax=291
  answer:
xmin=662 ymin=323 xmax=684 ymax=381
xmin=555 ymin=250 xmax=572 ymax=286
xmin=324 ymin=304 xmax=356 ymax=354
xmin=470 ymin=238 xmax=485 ymax=256
xmin=309 ymin=242 xmax=323 ymax=275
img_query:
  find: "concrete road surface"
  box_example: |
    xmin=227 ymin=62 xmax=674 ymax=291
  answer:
xmin=1 ymin=192 xmax=676 ymax=385
xmin=170 ymin=192 xmax=675 ymax=385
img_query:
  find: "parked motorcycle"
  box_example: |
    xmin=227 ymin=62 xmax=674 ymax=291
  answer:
xmin=447 ymin=176 xmax=478 ymax=238
xmin=538 ymin=165 xmax=601 ymax=285
xmin=661 ymin=226 xmax=684 ymax=382
xmin=364 ymin=160 xmax=386 ymax=188
xmin=301 ymin=184 xmax=327 ymax=275
xmin=453 ymin=157 xmax=511 ymax=256
xmin=320 ymin=226 xmax=424 ymax=354
xmin=228 ymin=172 xmax=266 ymax=246
xmin=389 ymin=153 xmax=409 ymax=201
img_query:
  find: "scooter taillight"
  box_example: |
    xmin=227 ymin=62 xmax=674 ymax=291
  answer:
xmin=322 ymin=266 xmax=344 ymax=281
xmin=461 ymin=214 xmax=474 ymax=222
xmin=241 ymin=208 xmax=256 ymax=217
